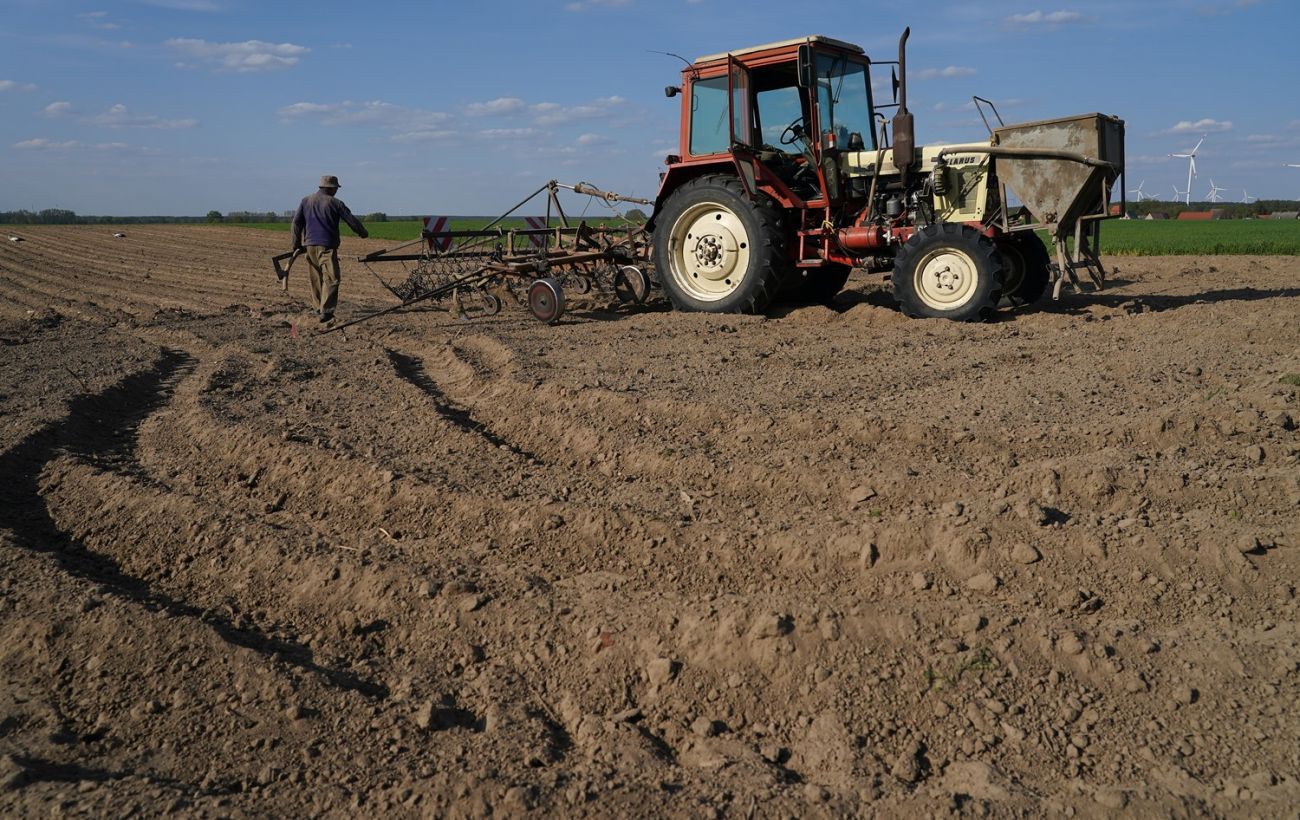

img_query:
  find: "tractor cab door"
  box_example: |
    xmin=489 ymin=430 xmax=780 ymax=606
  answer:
xmin=726 ymin=56 xmax=763 ymax=194
xmin=726 ymin=55 xmax=754 ymax=149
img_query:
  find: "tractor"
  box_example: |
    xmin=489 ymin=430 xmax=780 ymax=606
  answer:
xmin=648 ymin=30 xmax=1125 ymax=321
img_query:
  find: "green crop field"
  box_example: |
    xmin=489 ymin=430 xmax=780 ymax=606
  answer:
xmin=228 ymin=216 xmax=638 ymax=243
xmin=1068 ymin=219 xmax=1300 ymax=256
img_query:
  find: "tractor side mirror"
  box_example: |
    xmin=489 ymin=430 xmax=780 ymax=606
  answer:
xmin=664 ymin=86 xmax=681 ymax=98
xmin=796 ymin=45 xmax=814 ymax=88
xmin=891 ymin=68 xmax=899 ymax=104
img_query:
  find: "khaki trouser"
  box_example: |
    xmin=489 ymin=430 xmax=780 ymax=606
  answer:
xmin=305 ymin=246 xmax=340 ymax=318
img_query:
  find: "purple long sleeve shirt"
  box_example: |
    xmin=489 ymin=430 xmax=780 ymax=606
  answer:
xmin=291 ymin=191 xmax=368 ymax=249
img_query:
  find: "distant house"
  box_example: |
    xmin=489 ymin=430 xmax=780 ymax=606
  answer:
xmin=1270 ymin=211 xmax=1299 ymax=220
xmin=1146 ymin=212 xmax=1171 ymax=220
xmin=1177 ymin=210 xmax=1224 ymax=221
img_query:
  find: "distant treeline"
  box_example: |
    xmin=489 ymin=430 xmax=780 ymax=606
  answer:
xmin=1 ymin=209 xmax=314 ymax=225
xmin=1123 ymin=200 xmax=1300 ymax=219
xmin=0 ymin=209 xmax=209 ymax=225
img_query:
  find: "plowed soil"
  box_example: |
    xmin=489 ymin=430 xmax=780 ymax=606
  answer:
xmin=1 ymin=225 xmax=1298 ymax=817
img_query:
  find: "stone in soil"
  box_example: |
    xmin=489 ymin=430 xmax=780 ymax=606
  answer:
xmin=1011 ymin=543 xmax=1041 ymax=564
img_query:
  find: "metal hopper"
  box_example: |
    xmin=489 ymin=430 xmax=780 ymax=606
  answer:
xmin=939 ymin=113 xmax=1126 ymax=297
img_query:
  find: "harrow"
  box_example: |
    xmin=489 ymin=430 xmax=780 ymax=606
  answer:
xmin=317 ymin=181 xmax=653 ymax=332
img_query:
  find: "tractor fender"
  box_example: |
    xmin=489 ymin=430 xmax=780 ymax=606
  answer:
xmin=646 ymin=161 xmax=735 ymax=233
xmin=647 ymin=158 xmax=804 ymax=231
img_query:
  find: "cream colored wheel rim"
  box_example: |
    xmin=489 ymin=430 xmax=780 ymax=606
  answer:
xmin=915 ymin=249 xmax=978 ymax=310
xmin=668 ymin=201 xmax=751 ymax=301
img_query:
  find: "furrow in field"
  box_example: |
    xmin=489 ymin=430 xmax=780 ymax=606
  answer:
xmin=4 ymin=241 xmax=260 ymax=313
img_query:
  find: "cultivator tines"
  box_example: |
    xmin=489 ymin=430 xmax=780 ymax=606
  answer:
xmin=328 ymin=180 xmax=654 ymax=333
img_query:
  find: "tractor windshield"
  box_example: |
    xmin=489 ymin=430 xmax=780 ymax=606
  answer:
xmin=815 ymin=53 xmax=875 ymax=150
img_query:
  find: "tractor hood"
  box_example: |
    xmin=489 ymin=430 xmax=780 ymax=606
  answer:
xmin=842 ymin=141 xmax=990 ymax=177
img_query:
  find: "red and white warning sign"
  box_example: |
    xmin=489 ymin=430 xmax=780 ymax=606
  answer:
xmin=422 ymin=216 xmax=452 ymax=251
xmin=523 ymin=216 xmax=549 ymax=248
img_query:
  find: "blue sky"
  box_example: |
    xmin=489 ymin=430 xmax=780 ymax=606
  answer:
xmin=1 ymin=0 xmax=1296 ymax=215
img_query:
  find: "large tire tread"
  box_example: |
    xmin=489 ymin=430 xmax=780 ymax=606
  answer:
xmin=651 ymin=174 xmax=790 ymax=314
xmin=892 ymin=222 xmax=1004 ymax=322
xmin=998 ymin=232 xmax=1052 ymax=307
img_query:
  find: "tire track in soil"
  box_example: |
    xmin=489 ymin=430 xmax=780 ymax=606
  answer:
xmin=0 ymin=348 xmax=388 ymax=700
xmin=385 ymin=348 xmax=540 ymax=463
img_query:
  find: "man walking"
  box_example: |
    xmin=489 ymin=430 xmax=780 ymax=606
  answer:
xmin=291 ymin=174 xmax=368 ymax=325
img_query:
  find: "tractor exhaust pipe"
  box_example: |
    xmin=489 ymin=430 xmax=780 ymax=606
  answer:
xmin=892 ymin=27 xmax=914 ymax=185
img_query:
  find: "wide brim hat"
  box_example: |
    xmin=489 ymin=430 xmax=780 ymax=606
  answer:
xmin=319 ymin=174 xmax=342 ymax=188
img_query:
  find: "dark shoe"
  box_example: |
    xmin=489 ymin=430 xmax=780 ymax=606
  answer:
xmin=319 ymin=313 xmax=334 ymax=323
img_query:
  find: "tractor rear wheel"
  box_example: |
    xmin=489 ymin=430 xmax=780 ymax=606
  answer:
xmin=997 ymin=232 xmax=1052 ymax=306
xmin=652 ymin=175 xmax=789 ymax=314
xmin=893 ymin=223 xmax=1004 ymax=322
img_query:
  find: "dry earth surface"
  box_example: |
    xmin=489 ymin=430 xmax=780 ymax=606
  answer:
xmin=1 ymin=225 xmax=1298 ymax=817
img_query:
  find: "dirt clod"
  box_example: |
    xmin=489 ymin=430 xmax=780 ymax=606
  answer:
xmin=1011 ymin=543 xmax=1041 ymax=564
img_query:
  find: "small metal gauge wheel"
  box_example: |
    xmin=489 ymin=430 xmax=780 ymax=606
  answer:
xmin=568 ymin=274 xmax=593 ymax=295
xmin=613 ymin=265 xmax=649 ymax=304
xmin=527 ymin=277 xmax=566 ymax=324
xmin=480 ymin=292 xmax=502 ymax=316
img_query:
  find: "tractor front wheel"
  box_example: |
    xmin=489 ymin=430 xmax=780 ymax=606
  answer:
xmin=893 ymin=223 xmax=1003 ymax=322
xmin=652 ymin=175 xmax=789 ymax=314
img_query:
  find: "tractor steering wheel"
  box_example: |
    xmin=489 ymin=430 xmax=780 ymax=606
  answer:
xmin=779 ymin=117 xmax=808 ymax=147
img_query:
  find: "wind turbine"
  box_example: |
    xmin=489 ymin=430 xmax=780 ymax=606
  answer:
xmin=1129 ymin=179 xmax=1154 ymax=201
xmin=1169 ymin=137 xmax=1204 ymax=205
xmin=1206 ymin=179 xmax=1226 ymax=203
xmin=1242 ymin=189 xmax=1256 ymax=204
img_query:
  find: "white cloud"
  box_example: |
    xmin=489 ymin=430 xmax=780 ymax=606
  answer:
xmin=78 ymin=11 xmax=122 ymax=30
xmin=89 ymin=103 xmax=198 ymax=129
xmin=1198 ymin=0 xmax=1261 ymax=16
xmin=39 ymin=101 xmax=196 ymax=129
xmin=459 ymin=94 xmax=628 ymax=126
xmin=138 ymin=0 xmax=221 ymax=10
xmin=0 ymin=80 xmax=37 ymax=92
xmin=566 ymin=0 xmax=631 ymax=10
xmin=478 ymin=128 xmax=539 ymax=140
xmin=166 ymin=38 xmax=309 ymax=73
xmin=577 ymin=132 xmax=613 ymax=146
xmin=916 ymin=66 xmax=976 ymax=81
xmin=15 ymin=138 xmax=80 ymax=150
xmin=13 ymin=138 xmax=156 ymax=153
xmin=1165 ymin=118 xmax=1233 ymax=134
xmin=531 ymin=95 xmax=625 ymax=126
xmin=391 ymin=129 xmax=456 ymax=143
xmin=466 ymin=97 xmax=526 ymax=116
xmin=1005 ymin=10 xmax=1088 ymax=26
xmin=279 ymin=100 xmax=451 ymax=133
xmin=1125 ymin=154 xmax=1176 ymax=166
